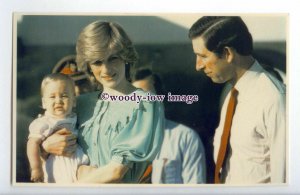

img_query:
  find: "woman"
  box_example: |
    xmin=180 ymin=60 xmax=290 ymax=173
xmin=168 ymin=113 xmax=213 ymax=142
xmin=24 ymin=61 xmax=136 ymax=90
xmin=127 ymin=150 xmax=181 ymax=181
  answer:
xmin=42 ymin=21 xmax=164 ymax=183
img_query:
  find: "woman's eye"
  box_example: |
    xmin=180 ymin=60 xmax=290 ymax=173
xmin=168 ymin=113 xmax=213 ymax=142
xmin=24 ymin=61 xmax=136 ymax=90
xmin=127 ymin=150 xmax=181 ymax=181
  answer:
xmin=109 ymin=56 xmax=119 ymax=62
xmin=92 ymin=60 xmax=103 ymax=66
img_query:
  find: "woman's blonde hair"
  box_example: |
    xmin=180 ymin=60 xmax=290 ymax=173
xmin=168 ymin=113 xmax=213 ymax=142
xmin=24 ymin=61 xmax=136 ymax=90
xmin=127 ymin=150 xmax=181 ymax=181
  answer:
xmin=76 ymin=21 xmax=138 ymax=82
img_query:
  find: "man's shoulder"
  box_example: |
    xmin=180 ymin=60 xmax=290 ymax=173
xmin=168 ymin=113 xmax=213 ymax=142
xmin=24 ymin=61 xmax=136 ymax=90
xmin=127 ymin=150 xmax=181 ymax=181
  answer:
xmin=256 ymin=71 xmax=286 ymax=104
xmin=260 ymin=72 xmax=285 ymax=92
xmin=165 ymin=120 xmax=200 ymax=140
xmin=243 ymin=61 xmax=285 ymax=102
xmin=165 ymin=120 xmax=205 ymax=155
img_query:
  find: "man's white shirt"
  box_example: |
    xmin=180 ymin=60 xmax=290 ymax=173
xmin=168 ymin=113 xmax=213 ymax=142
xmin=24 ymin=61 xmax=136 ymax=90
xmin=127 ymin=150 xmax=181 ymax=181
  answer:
xmin=214 ymin=61 xmax=286 ymax=184
xmin=152 ymin=119 xmax=206 ymax=184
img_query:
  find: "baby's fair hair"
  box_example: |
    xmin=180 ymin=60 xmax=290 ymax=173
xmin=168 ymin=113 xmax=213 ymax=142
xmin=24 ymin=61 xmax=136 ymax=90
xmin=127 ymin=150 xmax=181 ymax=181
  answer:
xmin=41 ymin=73 xmax=76 ymax=97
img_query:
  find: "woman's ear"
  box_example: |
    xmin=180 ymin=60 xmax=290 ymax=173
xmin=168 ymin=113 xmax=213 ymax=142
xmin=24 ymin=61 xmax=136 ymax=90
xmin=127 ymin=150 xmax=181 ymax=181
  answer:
xmin=223 ymin=47 xmax=234 ymax=63
xmin=125 ymin=62 xmax=131 ymax=82
xmin=73 ymin=95 xmax=77 ymax=108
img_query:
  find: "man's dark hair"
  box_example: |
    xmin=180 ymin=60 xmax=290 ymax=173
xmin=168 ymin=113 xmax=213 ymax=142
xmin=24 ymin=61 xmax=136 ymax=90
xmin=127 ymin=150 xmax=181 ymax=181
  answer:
xmin=189 ymin=16 xmax=253 ymax=57
xmin=132 ymin=68 xmax=165 ymax=96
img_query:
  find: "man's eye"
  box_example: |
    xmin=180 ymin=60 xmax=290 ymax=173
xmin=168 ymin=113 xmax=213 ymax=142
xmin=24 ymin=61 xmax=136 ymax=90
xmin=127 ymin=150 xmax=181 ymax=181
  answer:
xmin=62 ymin=94 xmax=69 ymax=98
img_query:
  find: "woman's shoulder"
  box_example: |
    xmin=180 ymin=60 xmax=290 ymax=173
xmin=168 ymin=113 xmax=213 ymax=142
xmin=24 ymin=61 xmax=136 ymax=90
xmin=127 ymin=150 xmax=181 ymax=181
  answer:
xmin=76 ymin=91 xmax=99 ymax=115
xmin=133 ymin=88 xmax=147 ymax=95
xmin=77 ymin=91 xmax=99 ymax=102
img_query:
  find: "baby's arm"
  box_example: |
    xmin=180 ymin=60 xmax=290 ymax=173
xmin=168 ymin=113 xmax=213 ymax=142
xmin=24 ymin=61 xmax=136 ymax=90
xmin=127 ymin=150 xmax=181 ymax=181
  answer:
xmin=27 ymin=137 xmax=44 ymax=182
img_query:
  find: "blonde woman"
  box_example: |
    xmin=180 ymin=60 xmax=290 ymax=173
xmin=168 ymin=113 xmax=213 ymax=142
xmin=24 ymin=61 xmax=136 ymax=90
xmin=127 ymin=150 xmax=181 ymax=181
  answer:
xmin=42 ymin=21 xmax=164 ymax=183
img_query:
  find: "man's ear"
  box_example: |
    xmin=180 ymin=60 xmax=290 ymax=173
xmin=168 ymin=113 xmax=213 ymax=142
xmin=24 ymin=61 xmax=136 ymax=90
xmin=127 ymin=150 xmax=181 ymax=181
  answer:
xmin=223 ymin=47 xmax=234 ymax=63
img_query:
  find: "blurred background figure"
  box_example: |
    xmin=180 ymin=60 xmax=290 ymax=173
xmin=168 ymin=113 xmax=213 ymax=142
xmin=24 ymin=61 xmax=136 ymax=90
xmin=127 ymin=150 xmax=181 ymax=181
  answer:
xmin=52 ymin=55 xmax=97 ymax=96
xmin=132 ymin=68 xmax=206 ymax=184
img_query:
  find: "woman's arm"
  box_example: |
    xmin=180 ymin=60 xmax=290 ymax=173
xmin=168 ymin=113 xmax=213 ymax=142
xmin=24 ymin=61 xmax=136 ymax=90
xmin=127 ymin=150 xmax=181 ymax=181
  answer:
xmin=41 ymin=128 xmax=77 ymax=157
xmin=77 ymin=161 xmax=129 ymax=183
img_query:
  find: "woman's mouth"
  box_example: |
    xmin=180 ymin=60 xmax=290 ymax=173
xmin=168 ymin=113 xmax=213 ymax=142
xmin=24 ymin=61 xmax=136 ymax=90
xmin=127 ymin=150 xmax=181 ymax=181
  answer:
xmin=102 ymin=73 xmax=116 ymax=81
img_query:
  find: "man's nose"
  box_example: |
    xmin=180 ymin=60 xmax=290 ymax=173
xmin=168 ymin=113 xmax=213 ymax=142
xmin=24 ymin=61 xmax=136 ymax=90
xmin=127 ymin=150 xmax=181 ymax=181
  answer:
xmin=196 ymin=58 xmax=205 ymax=71
xmin=196 ymin=63 xmax=205 ymax=71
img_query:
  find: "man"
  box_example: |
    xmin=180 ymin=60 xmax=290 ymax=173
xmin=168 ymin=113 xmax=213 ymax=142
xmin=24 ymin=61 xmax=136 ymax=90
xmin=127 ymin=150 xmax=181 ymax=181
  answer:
xmin=132 ymin=68 xmax=206 ymax=184
xmin=189 ymin=16 xmax=286 ymax=184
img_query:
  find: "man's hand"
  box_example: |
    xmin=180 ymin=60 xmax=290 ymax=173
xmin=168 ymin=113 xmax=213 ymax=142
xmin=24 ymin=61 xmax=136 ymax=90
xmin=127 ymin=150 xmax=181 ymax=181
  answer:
xmin=42 ymin=128 xmax=77 ymax=157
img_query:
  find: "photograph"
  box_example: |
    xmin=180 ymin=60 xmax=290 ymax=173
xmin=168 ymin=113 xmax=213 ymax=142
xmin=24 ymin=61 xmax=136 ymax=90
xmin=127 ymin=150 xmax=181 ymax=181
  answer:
xmin=12 ymin=13 xmax=287 ymax=187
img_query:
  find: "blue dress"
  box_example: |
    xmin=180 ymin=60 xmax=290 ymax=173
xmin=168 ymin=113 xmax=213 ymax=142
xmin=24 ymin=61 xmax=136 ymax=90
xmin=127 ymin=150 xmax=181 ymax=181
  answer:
xmin=76 ymin=89 xmax=164 ymax=183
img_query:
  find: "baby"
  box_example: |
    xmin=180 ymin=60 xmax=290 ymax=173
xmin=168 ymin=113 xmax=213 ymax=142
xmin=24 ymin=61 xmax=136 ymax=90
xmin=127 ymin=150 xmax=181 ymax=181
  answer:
xmin=27 ymin=73 xmax=89 ymax=183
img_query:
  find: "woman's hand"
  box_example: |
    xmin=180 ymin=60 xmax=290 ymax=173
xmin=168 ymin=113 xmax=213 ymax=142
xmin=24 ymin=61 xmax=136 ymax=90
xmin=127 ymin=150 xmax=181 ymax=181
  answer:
xmin=76 ymin=161 xmax=129 ymax=183
xmin=77 ymin=165 xmax=98 ymax=180
xmin=41 ymin=128 xmax=77 ymax=157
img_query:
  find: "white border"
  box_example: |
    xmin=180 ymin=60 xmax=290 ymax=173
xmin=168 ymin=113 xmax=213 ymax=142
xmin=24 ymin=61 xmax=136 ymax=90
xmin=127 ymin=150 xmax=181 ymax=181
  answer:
xmin=1 ymin=0 xmax=300 ymax=194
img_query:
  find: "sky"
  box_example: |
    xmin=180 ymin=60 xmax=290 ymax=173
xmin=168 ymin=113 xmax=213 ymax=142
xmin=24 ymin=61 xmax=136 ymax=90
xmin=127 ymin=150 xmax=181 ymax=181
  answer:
xmin=159 ymin=14 xmax=287 ymax=41
xmin=16 ymin=14 xmax=287 ymax=46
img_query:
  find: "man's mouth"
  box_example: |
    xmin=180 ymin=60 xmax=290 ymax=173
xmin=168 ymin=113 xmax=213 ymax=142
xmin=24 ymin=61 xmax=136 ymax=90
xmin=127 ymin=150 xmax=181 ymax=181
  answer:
xmin=205 ymin=72 xmax=212 ymax=76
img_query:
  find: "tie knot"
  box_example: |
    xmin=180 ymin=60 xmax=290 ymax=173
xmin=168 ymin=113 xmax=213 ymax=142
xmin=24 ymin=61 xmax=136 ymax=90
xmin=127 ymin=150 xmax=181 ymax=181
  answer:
xmin=231 ymin=88 xmax=238 ymax=97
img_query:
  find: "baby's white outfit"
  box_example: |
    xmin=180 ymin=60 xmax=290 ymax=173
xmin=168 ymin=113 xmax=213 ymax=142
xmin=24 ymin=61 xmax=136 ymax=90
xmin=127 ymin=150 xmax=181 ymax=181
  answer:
xmin=28 ymin=113 xmax=89 ymax=183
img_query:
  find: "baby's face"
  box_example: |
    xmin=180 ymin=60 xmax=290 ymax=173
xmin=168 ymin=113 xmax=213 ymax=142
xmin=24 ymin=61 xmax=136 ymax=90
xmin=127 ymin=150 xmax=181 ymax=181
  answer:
xmin=42 ymin=80 xmax=75 ymax=118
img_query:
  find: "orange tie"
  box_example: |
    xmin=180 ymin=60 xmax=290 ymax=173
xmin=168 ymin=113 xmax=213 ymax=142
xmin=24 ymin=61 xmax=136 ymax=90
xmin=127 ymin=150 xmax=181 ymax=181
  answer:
xmin=214 ymin=88 xmax=238 ymax=184
xmin=139 ymin=164 xmax=152 ymax=183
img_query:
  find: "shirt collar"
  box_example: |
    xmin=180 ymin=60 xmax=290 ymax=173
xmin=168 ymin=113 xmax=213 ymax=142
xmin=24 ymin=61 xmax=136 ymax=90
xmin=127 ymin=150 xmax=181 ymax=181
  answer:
xmin=232 ymin=60 xmax=264 ymax=98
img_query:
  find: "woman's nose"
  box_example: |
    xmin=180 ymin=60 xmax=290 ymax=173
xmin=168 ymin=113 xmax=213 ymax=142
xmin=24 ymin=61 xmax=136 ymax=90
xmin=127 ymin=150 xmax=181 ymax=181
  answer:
xmin=101 ymin=62 xmax=112 ymax=73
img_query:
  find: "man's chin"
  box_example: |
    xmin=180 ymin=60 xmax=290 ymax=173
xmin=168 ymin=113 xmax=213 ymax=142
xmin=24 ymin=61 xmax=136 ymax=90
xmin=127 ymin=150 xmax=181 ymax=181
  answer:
xmin=211 ymin=78 xmax=225 ymax=84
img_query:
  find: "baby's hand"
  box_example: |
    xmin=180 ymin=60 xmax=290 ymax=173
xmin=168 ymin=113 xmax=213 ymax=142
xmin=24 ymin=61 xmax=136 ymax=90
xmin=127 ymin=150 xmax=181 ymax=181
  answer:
xmin=30 ymin=168 xmax=44 ymax=182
